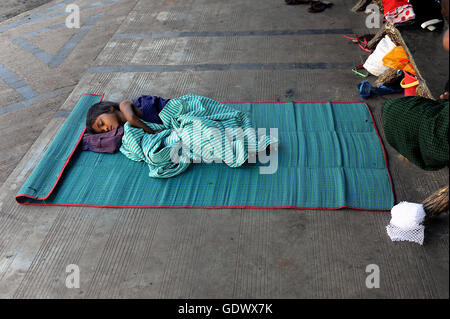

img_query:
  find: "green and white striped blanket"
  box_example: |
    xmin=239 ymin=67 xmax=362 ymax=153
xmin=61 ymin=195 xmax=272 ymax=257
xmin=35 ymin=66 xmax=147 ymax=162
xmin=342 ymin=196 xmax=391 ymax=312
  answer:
xmin=120 ymin=94 xmax=278 ymax=178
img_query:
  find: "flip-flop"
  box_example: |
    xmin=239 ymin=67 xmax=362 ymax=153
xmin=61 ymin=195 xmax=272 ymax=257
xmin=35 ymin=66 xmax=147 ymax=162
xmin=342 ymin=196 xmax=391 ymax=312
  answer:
xmin=343 ymin=34 xmax=373 ymax=53
xmin=352 ymin=64 xmax=369 ymax=77
xmin=285 ymin=0 xmax=309 ymax=4
xmin=357 ymin=37 xmax=372 ymax=53
xmin=309 ymin=1 xmax=333 ymax=13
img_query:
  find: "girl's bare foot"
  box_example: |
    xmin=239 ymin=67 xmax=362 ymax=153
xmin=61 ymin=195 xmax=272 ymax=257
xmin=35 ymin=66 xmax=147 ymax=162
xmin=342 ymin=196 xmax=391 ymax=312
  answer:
xmin=268 ymin=142 xmax=279 ymax=152
xmin=440 ymin=91 xmax=449 ymax=100
xmin=247 ymin=143 xmax=278 ymax=162
xmin=247 ymin=152 xmax=257 ymax=162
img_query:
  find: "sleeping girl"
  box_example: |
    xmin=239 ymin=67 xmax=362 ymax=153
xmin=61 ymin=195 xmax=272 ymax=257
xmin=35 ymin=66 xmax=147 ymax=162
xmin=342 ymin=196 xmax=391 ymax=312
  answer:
xmin=83 ymin=94 xmax=278 ymax=178
xmin=86 ymin=95 xmax=168 ymax=135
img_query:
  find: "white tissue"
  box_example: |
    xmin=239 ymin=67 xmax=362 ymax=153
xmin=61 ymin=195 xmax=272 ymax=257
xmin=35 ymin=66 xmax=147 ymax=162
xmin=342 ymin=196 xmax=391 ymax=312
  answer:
xmin=386 ymin=201 xmax=426 ymax=245
xmin=390 ymin=201 xmax=425 ymax=229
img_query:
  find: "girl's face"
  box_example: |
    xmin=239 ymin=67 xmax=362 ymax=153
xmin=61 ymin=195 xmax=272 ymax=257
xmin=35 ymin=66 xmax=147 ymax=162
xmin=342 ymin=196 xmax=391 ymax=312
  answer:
xmin=92 ymin=109 xmax=122 ymax=133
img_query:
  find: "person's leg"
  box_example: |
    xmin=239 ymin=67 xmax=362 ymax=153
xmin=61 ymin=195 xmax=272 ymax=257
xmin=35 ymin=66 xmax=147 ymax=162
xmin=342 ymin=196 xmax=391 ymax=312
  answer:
xmin=382 ymin=96 xmax=449 ymax=170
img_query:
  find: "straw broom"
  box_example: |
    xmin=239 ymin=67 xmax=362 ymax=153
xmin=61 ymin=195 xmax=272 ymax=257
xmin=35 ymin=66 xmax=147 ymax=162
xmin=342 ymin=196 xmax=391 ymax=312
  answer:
xmin=376 ymin=68 xmax=402 ymax=85
xmin=351 ymin=0 xmax=372 ymax=12
xmin=397 ymin=154 xmax=448 ymax=221
xmin=352 ymin=0 xmax=384 ymax=12
xmin=423 ymin=185 xmax=449 ymax=221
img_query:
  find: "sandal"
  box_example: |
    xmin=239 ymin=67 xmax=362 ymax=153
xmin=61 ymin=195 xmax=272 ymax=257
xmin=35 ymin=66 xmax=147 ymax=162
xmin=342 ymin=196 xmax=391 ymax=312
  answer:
xmin=285 ymin=0 xmax=309 ymax=4
xmin=309 ymin=1 xmax=333 ymax=13
xmin=344 ymin=34 xmax=373 ymax=53
xmin=352 ymin=64 xmax=369 ymax=77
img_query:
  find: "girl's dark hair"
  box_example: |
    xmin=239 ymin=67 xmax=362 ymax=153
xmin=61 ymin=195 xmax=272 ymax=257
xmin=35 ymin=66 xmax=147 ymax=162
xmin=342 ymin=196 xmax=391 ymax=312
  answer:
xmin=86 ymin=101 xmax=120 ymax=134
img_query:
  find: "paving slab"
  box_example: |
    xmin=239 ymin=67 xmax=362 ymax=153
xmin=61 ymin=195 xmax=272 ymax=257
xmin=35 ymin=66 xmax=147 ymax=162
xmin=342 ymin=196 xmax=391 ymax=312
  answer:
xmin=0 ymin=0 xmax=54 ymax=23
xmin=0 ymin=0 xmax=138 ymax=184
xmin=0 ymin=0 xmax=448 ymax=299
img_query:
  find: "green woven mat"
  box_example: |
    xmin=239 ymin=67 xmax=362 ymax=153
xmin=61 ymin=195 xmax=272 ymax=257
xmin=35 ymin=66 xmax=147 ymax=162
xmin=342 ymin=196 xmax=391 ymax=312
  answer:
xmin=16 ymin=94 xmax=394 ymax=210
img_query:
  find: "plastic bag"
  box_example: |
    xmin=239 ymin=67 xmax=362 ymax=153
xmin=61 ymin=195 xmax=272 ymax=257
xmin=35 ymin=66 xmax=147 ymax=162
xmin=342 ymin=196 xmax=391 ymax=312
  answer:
xmin=382 ymin=46 xmax=416 ymax=75
xmin=363 ymin=35 xmax=397 ymax=76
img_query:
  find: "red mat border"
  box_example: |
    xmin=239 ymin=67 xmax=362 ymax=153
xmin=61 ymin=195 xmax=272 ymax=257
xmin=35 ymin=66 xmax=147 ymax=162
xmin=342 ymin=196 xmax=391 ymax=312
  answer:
xmin=16 ymin=94 xmax=395 ymax=210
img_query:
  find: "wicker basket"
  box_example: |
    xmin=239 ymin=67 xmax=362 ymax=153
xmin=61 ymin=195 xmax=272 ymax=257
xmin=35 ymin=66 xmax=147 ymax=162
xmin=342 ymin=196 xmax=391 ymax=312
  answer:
xmin=372 ymin=0 xmax=384 ymax=12
xmin=385 ymin=23 xmax=434 ymax=99
xmin=352 ymin=0 xmax=384 ymax=13
xmin=354 ymin=1 xmax=435 ymax=99
xmin=351 ymin=0 xmax=372 ymax=12
xmin=365 ymin=22 xmax=433 ymax=99
xmin=375 ymin=68 xmax=402 ymax=85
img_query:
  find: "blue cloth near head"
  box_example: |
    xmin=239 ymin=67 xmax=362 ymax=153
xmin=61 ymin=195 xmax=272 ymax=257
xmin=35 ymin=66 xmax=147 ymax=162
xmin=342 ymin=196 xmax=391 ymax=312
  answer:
xmin=133 ymin=95 xmax=170 ymax=124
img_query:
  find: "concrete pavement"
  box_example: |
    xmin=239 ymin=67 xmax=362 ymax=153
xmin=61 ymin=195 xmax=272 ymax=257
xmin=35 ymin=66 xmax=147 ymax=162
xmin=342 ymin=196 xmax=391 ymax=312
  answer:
xmin=0 ymin=0 xmax=138 ymax=183
xmin=0 ymin=1 xmax=54 ymax=22
xmin=0 ymin=0 xmax=448 ymax=298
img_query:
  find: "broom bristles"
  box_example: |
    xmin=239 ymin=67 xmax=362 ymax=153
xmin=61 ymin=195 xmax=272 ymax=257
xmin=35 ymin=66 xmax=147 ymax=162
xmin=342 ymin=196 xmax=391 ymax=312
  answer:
xmin=351 ymin=0 xmax=372 ymax=12
xmin=376 ymin=68 xmax=402 ymax=85
xmin=423 ymin=185 xmax=449 ymax=220
xmin=367 ymin=26 xmax=386 ymax=50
